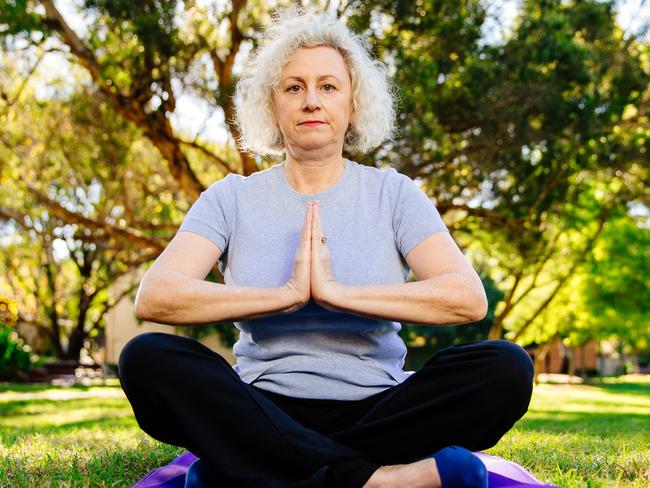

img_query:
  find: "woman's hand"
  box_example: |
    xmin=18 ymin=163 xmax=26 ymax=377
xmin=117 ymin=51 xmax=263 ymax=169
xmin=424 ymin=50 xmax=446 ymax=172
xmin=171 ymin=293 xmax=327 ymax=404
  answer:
xmin=283 ymin=202 xmax=341 ymax=312
xmin=283 ymin=202 xmax=313 ymax=311
xmin=310 ymin=201 xmax=340 ymax=310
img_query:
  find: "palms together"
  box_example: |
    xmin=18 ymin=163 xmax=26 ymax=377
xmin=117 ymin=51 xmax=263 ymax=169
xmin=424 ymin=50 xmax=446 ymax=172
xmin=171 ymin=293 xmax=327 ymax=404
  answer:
xmin=286 ymin=201 xmax=338 ymax=310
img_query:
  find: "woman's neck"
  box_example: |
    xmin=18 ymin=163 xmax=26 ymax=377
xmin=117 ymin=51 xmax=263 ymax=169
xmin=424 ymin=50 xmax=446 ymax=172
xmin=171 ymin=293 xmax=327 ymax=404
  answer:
xmin=282 ymin=154 xmax=346 ymax=195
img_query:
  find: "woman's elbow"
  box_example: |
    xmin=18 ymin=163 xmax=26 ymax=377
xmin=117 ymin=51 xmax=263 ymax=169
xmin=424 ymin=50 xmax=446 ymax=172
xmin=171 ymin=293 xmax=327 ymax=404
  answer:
xmin=467 ymin=284 xmax=488 ymax=322
xmin=457 ymin=274 xmax=488 ymax=322
xmin=470 ymin=294 xmax=488 ymax=322
xmin=134 ymin=285 xmax=154 ymax=321
xmin=134 ymin=274 xmax=165 ymax=321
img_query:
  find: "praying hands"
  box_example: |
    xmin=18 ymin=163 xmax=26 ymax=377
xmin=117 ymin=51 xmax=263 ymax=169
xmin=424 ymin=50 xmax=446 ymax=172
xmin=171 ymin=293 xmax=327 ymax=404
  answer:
xmin=284 ymin=201 xmax=341 ymax=312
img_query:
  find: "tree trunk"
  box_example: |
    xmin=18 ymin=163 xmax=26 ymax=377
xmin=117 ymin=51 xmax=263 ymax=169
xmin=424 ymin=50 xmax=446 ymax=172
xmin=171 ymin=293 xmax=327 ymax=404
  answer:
xmin=568 ymin=348 xmax=576 ymax=378
xmin=533 ymin=342 xmax=551 ymax=385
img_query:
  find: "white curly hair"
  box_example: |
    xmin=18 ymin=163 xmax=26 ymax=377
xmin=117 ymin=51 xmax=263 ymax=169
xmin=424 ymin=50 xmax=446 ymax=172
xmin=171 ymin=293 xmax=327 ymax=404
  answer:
xmin=233 ymin=7 xmax=398 ymax=156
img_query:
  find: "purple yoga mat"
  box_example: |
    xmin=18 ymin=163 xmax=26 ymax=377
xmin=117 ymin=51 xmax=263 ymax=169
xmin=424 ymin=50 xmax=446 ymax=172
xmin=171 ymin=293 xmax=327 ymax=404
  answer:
xmin=132 ymin=450 xmax=560 ymax=487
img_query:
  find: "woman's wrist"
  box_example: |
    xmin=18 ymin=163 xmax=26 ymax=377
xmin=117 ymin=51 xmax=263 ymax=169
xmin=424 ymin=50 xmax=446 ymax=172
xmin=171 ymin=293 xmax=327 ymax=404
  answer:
xmin=278 ymin=284 xmax=307 ymax=314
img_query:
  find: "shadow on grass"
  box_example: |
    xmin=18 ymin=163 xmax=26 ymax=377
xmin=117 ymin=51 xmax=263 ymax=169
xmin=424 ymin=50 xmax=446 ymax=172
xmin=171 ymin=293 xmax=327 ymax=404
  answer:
xmin=583 ymin=381 xmax=650 ymax=397
xmin=0 ymin=397 xmax=129 ymax=417
xmin=517 ymin=410 xmax=649 ymax=437
xmin=2 ymin=416 xmax=137 ymax=442
xmin=0 ymin=380 xmax=121 ymax=393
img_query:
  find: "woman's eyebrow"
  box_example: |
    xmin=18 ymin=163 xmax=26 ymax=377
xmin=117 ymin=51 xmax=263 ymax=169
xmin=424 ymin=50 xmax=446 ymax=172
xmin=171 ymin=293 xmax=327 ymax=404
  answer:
xmin=283 ymin=75 xmax=341 ymax=83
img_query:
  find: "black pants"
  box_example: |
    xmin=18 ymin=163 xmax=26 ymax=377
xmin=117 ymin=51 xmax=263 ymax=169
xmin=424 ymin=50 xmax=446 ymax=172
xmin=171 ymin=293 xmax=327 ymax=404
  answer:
xmin=118 ymin=332 xmax=534 ymax=488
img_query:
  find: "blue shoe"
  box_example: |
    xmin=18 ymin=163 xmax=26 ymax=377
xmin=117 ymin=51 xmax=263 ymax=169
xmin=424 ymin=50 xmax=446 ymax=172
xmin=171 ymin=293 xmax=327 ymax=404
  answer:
xmin=184 ymin=458 xmax=215 ymax=488
xmin=431 ymin=446 xmax=488 ymax=488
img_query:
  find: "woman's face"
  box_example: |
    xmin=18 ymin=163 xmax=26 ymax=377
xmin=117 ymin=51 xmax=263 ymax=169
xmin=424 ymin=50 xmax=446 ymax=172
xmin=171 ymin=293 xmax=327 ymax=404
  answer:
xmin=272 ymin=45 xmax=355 ymax=156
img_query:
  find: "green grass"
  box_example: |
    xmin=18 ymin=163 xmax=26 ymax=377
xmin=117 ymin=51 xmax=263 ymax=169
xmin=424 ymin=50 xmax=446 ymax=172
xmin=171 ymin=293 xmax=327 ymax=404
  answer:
xmin=0 ymin=379 xmax=185 ymax=487
xmin=0 ymin=376 xmax=648 ymax=487
xmin=483 ymin=375 xmax=650 ymax=487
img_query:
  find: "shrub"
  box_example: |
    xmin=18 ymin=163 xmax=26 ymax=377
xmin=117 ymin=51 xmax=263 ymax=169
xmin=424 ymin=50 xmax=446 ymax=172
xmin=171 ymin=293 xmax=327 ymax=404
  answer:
xmin=0 ymin=295 xmax=40 ymax=381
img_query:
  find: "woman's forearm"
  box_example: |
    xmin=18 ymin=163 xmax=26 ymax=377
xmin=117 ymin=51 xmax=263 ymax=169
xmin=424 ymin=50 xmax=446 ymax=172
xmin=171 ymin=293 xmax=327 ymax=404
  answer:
xmin=325 ymin=271 xmax=488 ymax=326
xmin=134 ymin=269 xmax=297 ymax=325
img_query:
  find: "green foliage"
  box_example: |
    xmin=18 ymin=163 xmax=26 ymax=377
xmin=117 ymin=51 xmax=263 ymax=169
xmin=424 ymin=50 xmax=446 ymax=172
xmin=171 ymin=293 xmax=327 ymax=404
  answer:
xmin=342 ymin=0 xmax=649 ymax=345
xmin=0 ymin=295 xmax=37 ymax=381
xmin=577 ymin=211 xmax=650 ymax=352
xmin=502 ymin=177 xmax=650 ymax=352
xmin=82 ymin=0 xmax=189 ymax=100
xmin=585 ymin=213 xmax=650 ymax=318
xmin=83 ymin=0 xmax=180 ymax=55
xmin=0 ymin=0 xmax=49 ymax=45
xmin=0 ymin=325 xmax=39 ymax=381
xmin=0 ymin=63 xmax=202 ymax=359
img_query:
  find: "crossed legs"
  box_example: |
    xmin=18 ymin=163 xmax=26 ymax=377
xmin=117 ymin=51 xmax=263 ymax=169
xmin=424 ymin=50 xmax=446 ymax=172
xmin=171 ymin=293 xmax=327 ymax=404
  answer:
xmin=118 ymin=333 xmax=534 ymax=487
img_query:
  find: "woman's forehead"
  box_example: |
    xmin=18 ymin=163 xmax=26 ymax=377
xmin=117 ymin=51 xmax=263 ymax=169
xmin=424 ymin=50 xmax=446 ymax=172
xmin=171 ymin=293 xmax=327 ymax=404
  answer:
xmin=281 ymin=45 xmax=350 ymax=81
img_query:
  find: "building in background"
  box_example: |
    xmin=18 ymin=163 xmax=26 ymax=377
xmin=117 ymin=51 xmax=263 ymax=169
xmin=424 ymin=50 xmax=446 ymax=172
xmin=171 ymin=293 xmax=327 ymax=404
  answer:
xmin=525 ymin=336 xmax=639 ymax=377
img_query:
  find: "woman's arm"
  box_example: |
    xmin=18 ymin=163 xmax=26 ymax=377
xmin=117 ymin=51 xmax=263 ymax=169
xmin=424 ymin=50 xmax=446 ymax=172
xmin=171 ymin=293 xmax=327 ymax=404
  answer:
xmin=135 ymin=231 xmax=297 ymax=325
xmin=321 ymin=231 xmax=488 ymax=326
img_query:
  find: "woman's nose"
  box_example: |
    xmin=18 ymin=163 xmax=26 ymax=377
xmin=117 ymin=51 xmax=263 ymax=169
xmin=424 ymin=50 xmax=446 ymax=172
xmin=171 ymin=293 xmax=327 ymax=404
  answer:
xmin=302 ymin=88 xmax=321 ymax=110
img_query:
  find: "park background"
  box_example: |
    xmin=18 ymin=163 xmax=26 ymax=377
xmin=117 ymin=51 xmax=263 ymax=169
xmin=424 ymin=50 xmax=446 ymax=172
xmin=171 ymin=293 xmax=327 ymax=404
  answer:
xmin=0 ymin=0 xmax=648 ymax=486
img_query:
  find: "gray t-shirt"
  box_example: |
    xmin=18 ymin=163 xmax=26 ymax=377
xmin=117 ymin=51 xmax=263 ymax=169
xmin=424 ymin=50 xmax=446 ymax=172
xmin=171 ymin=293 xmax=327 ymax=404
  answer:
xmin=178 ymin=158 xmax=449 ymax=400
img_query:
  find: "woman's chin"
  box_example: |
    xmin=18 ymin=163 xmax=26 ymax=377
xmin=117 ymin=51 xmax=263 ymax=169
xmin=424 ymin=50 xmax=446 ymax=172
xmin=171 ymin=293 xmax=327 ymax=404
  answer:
xmin=290 ymin=139 xmax=341 ymax=154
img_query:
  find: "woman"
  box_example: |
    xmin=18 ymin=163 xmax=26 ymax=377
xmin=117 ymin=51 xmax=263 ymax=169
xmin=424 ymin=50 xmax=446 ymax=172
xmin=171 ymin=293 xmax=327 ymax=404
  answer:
xmin=118 ymin=8 xmax=534 ymax=488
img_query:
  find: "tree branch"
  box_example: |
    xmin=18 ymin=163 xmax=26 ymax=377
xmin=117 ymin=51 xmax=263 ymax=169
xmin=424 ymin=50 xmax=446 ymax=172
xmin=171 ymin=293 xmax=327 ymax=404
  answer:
xmin=511 ymin=205 xmax=613 ymax=341
xmin=177 ymin=137 xmax=240 ymax=174
xmin=0 ymin=50 xmax=48 ymax=111
xmin=435 ymin=201 xmax=525 ymax=229
xmin=201 ymin=1 xmax=258 ymax=176
xmin=38 ymin=0 xmax=206 ymax=199
xmin=22 ymin=183 xmax=168 ymax=250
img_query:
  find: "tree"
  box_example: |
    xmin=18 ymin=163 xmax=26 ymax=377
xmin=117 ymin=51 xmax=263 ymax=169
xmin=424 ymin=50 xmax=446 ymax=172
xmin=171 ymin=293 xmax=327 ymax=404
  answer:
xmin=490 ymin=179 xmax=650 ymax=378
xmin=577 ymin=209 xmax=650 ymax=353
xmin=1 ymin=1 xmax=648 ymax=358
xmin=0 ymin=64 xmax=168 ymax=359
xmin=0 ymin=228 xmax=141 ymax=359
xmin=344 ymin=0 xmax=649 ymax=341
xmin=2 ymin=0 xmax=268 ymax=198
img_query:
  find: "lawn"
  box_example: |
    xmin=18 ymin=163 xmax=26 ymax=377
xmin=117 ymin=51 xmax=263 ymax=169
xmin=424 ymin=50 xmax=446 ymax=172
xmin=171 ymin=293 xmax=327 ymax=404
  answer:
xmin=0 ymin=375 xmax=648 ymax=487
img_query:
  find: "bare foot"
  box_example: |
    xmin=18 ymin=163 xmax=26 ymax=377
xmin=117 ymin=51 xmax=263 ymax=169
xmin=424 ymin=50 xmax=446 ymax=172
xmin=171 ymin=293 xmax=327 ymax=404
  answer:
xmin=362 ymin=458 xmax=442 ymax=488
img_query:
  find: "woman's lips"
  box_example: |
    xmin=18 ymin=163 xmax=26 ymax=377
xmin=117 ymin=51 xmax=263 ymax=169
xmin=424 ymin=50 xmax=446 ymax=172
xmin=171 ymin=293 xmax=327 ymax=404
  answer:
xmin=299 ymin=121 xmax=325 ymax=126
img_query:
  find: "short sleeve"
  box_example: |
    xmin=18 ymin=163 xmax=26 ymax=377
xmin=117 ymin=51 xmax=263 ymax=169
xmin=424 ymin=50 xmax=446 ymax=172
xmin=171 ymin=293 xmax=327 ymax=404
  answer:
xmin=391 ymin=171 xmax=448 ymax=257
xmin=177 ymin=173 xmax=234 ymax=253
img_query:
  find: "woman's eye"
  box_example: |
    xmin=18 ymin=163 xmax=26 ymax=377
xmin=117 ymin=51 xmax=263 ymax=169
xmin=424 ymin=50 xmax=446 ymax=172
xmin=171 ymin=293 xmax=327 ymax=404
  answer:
xmin=286 ymin=84 xmax=335 ymax=93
